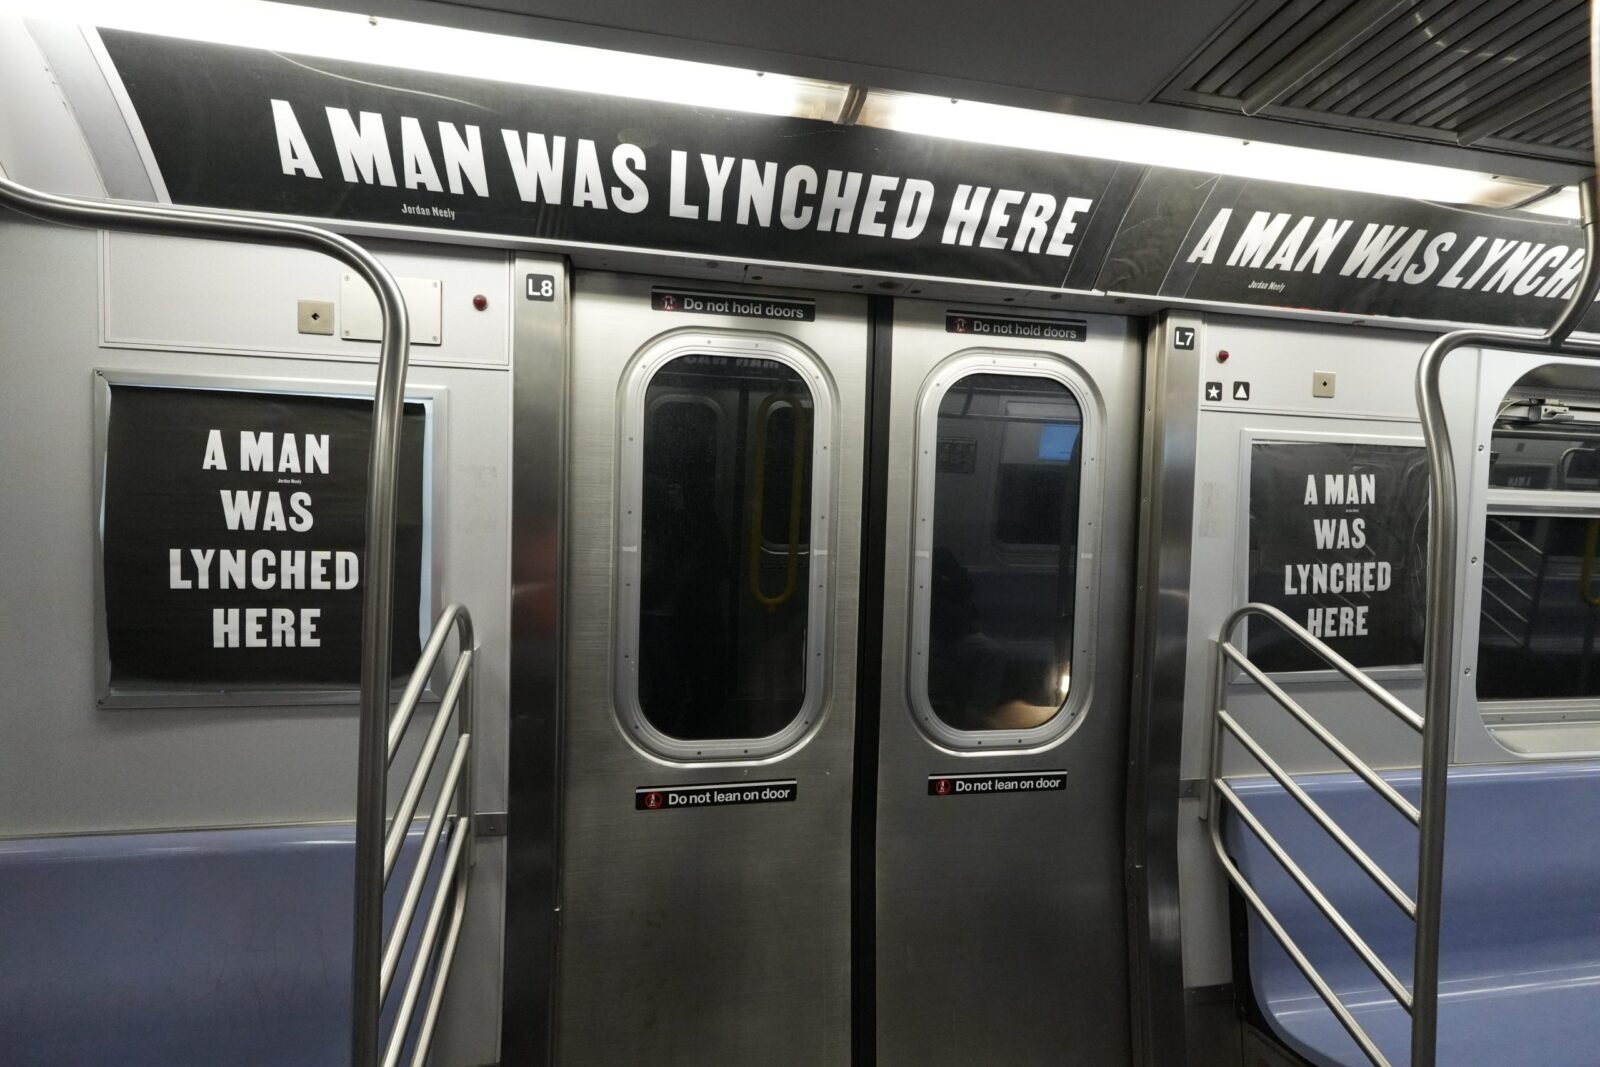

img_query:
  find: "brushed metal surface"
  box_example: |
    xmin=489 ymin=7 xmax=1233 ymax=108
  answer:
xmin=556 ymin=271 xmax=866 ymax=1065
xmin=1125 ymin=313 xmax=1203 ymax=1065
xmin=500 ymin=253 xmax=569 ymax=1066
xmin=873 ymin=298 xmax=1141 ymax=1065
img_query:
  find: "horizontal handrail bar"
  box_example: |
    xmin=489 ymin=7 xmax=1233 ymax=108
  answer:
xmin=381 ymin=735 xmax=470 ymax=999
xmin=1475 ymin=608 xmax=1524 ymax=645
xmin=1478 ymin=560 xmax=1532 ymax=600
xmin=1483 ymin=531 xmax=1539 ymax=576
xmin=1207 ymin=811 xmax=1394 ymax=1067
xmin=384 ymin=651 xmax=473 ymax=882
xmin=1486 ymin=515 xmax=1546 ymax=556
xmin=405 ymin=873 xmax=469 ymax=1067
xmin=381 ymin=815 xmax=469 ymax=1067
xmin=1221 ymin=604 xmax=1425 ymax=733
xmin=389 ymin=604 xmax=474 ymax=764
xmin=1222 ymin=645 xmax=1421 ymax=825
xmin=1215 ymin=780 xmax=1414 ymax=1012
xmin=1219 ymin=711 xmax=1417 ymax=919
xmin=1477 ymin=583 xmax=1530 ymax=625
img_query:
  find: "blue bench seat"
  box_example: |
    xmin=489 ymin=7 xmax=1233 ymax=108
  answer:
xmin=0 ymin=823 xmax=443 ymax=1067
xmin=1225 ymin=761 xmax=1600 ymax=1066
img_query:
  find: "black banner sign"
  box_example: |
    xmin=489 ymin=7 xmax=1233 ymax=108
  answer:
xmin=927 ymin=770 xmax=1067 ymax=796
xmin=1246 ymin=441 xmax=1428 ymax=672
xmin=651 ymin=287 xmax=816 ymax=321
xmin=102 ymin=385 xmax=426 ymax=690
xmin=945 ymin=312 xmax=1086 ymax=341
xmin=1100 ymin=170 xmax=1598 ymax=332
xmin=635 ymin=779 xmax=798 ymax=810
xmin=100 ymin=30 xmax=1136 ymax=291
xmin=95 ymin=30 xmax=1596 ymax=330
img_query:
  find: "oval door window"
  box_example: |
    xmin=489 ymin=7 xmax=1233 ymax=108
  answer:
xmin=918 ymin=370 xmax=1083 ymax=735
xmin=633 ymin=353 xmax=818 ymax=744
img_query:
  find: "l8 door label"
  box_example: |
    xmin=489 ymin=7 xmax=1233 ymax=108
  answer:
xmin=636 ymin=779 xmax=798 ymax=810
xmin=928 ymin=770 xmax=1067 ymax=796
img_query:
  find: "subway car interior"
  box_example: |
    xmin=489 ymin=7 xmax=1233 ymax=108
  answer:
xmin=6 ymin=0 xmax=1600 ymax=1064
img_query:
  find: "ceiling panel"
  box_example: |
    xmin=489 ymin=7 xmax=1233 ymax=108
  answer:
xmin=457 ymin=0 xmax=1247 ymax=105
xmin=1159 ymin=0 xmax=1595 ymax=164
xmin=284 ymin=0 xmax=1595 ymax=183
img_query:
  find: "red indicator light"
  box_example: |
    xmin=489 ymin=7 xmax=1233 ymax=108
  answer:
xmin=1216 ymin=350 xmax=1230 ymax=363
xmin=472 ymin=294 xmax=489 ymax=311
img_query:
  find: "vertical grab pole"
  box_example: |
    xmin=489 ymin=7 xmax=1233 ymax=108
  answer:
xmin=1410 ymin=180 xmax=1600 ymax=1067
xmin=352 ymin=268 xmax=411 ymax=1067
xmin=456 ymin=614 xmax=478 ymax=869
xmin=1410 ymin=4 xmax=1600 ymax=1051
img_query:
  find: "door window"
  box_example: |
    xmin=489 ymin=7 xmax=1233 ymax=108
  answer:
xmin=909 ymin=356 xmax=1092 ymax=746
xmin=617 ymin=342 xmax=834 ymax=759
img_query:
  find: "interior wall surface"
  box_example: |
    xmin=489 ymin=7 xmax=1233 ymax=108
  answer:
xmin=1165 ymin=315 xmax=1479 ymax=990
xmin=0 ymin=218 xmax=513 ymax=1066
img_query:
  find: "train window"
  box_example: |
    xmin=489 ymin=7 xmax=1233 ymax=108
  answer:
xmin=1478 ymin=515 xmax=1600 ymax=701
xmin=909 ymin=357 xmax=1092 ymax=746
xmin=617 ymin=341 xmax=833 ymax=760
xmin=1488 ymin=427 xmax=1600 ymax=489
xmin=1477 ymin=386 xmax=1600 ymax=750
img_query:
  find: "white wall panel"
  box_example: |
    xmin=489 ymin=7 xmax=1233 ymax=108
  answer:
xmin=103 ymin=233 xmax=512 ymax=368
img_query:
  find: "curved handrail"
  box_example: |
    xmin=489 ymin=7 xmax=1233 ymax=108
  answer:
xmin=1218 ymin=604 xmax=1424 ymax=733
xmin=389 ymin=603 xmax=476 ymax=762
xmin=0 ymin=175 xmax=410 ymax=1067
xmin=380 ymin=606 xmax=476 ymax=1067
xmin=1409 ymin=3 xmax=1600 ymax=1060
xmin=1208 ymin=602 xmax=1427 ymax=1067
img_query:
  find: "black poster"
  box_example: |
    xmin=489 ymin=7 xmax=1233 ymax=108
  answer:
xmin=102 ymin=385 xmax=426 ymax=691
xmin=1098 ymin=169 xmax=1596 ymax=332
xmin=1245 ymin=441 xmax=1428 ymax=672
xmin=99 ymin=30 xmax=1140 ymax=291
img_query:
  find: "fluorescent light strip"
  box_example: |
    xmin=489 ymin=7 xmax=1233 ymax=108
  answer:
xmin=1520 ymin=186 xmax=1582 ymax=220
xmin=5 ymin=0 xmax=848 ymax=119
xmin=857 ymin=90 xmax=1549 ymax=210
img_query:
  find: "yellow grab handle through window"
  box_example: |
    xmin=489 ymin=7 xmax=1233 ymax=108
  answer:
xmin=748 ymin=395 xmax=811 ymax=611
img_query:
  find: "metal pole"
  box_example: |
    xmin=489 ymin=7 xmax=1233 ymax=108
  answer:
xmin=456 ymin=614 xmax=478 ymax=869
xmin=1409 ymin=2 xmax=1600 ymax=1050
xmin=0 ymin=176 xmax=410 ymax=1067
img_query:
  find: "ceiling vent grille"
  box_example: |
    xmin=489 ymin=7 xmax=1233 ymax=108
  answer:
xmin=1159 ymin=0 xmax=1593 ymax=163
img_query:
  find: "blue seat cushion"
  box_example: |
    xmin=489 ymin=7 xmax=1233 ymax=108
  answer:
xmin=0 ymin=822 xmax=442 ymax=1067
xmin=1225 ymin=761 xmax=1600 ymax=1067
